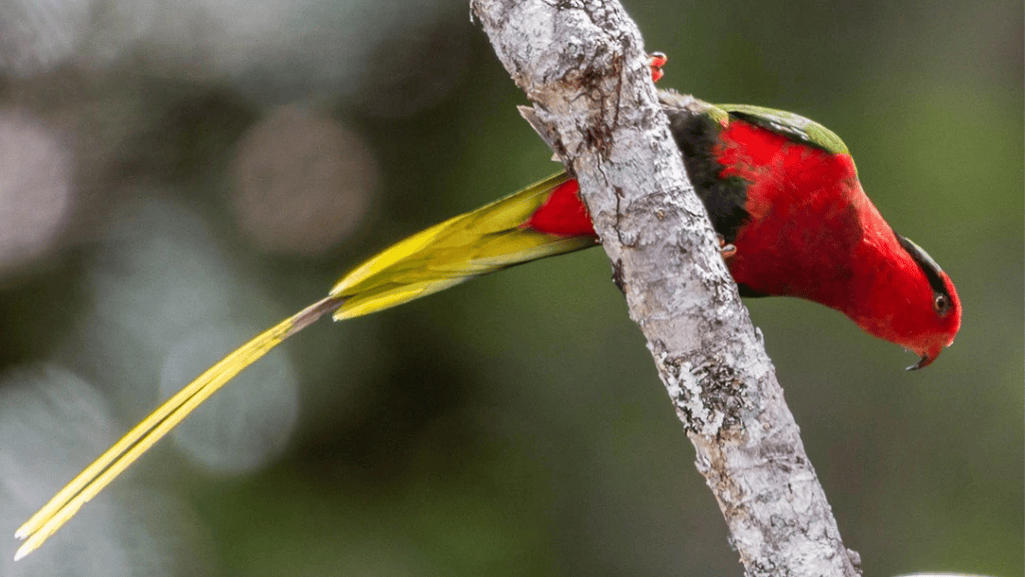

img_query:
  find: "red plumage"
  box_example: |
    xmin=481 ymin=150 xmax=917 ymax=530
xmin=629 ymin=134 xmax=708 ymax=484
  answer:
xmin=524 ymin=179 xmax=595 ymax=237
xmin=523 ymin=106 xmax=960 ymax=368
xmin=715 ymin=118 xmax=960 ymax=366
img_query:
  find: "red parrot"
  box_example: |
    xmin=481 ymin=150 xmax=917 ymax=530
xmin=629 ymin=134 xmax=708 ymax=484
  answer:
xmin=15 ymin=57 xmax=961 ymax=559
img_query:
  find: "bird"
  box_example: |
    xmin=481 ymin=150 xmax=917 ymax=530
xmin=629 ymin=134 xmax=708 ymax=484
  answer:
xmin=14 ymin=54 xmax=960 ymax=560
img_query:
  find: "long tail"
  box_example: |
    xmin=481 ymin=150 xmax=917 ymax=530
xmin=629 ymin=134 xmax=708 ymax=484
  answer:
xmin=15 ymin=172 xmax=596 ymax=560
xmin=14 ymin=297 xmax=343 ymax=560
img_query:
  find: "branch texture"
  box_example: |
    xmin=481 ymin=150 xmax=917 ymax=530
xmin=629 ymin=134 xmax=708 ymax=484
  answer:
xmin=470 ymin=1 xmax=862 ymax=575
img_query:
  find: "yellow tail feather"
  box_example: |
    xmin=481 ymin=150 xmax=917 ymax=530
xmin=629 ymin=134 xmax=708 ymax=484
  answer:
xmin=330 ymin=172 xmax=595 ymax=320
xmin=15 ymin=173 xmax=596 ymax=559
xmin=14 ymin=297 xmax=342 ymax=560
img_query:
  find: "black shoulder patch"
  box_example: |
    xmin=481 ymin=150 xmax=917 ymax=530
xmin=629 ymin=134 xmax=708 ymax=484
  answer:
xmin=663 ymin=102 xmax=751 ymax=244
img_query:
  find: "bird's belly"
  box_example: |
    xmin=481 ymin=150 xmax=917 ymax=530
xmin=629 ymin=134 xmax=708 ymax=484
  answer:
xmin=725 ymin=201 xmax=861 ymax=311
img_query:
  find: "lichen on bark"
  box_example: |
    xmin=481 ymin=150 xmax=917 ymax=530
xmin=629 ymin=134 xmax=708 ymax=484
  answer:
xmin=471 ymin=0 xmax=862 ymax=575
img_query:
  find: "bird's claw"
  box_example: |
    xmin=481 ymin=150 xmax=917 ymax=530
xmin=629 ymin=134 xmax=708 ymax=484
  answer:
xmin=718 ymin=235 xmax=737 ymax=259
xmin=648 ymin=52 xmax=667 ymax=83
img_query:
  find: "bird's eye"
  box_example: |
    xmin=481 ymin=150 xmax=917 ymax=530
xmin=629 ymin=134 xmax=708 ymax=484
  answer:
xmin=933 ymin=293 xmax=951 ymax=317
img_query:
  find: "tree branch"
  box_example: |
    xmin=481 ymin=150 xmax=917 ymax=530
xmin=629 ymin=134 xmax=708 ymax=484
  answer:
xmin=470 ymin=1 xmax=862 ymax=575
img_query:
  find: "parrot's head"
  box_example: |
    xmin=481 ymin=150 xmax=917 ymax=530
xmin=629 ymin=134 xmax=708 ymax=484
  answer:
xmin=884 ymin=234 xmax=962 ymax=370
xmin=848 ymin=232 xmax=961 ymax=370
xmin=903 ymin=271 xmax=961 ymax=371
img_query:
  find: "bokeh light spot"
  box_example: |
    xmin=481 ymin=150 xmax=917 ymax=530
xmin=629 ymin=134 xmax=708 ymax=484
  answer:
xmin=0 ymin=364 xmax=205 ymax=576
xmin=0 ymin=0 xmax=92 ymax=77
xmin=230 ymin=105 xmax=377 ymax=256
xmin=0 ymin=110 xmax=73 ymax=274
xmin=160 ymin=324 xmax=300 ymax=476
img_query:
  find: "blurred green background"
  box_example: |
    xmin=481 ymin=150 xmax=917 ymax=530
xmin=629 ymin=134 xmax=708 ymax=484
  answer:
xmin=0 ymin=0 xmax=1021 ymax=575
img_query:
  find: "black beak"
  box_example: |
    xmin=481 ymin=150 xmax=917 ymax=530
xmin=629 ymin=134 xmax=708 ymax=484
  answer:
xmin=906 ymin=354 xmax=931 ymax=371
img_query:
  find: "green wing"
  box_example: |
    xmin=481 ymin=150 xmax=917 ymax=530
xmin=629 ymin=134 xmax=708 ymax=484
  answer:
xmin=716 ymin=103 xmax=850 ymax=155
xmin=655 ymin=92 xmax=849 ymax=155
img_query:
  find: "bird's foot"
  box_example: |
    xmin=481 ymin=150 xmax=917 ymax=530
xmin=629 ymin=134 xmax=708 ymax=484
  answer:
xmin=648 ymin=52 xmax=667 ymax=83
xmin=718 ymin=235 xmax=737 ymax=259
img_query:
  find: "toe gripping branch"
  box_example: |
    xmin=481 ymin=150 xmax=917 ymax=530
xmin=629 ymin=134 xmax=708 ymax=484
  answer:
xmin=648 ymin=52 xmax=667 ymax=83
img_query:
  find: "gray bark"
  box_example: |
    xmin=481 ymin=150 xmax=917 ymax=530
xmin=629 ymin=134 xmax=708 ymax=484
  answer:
xmin=469 ymin=1 xmax=863 ymax=575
